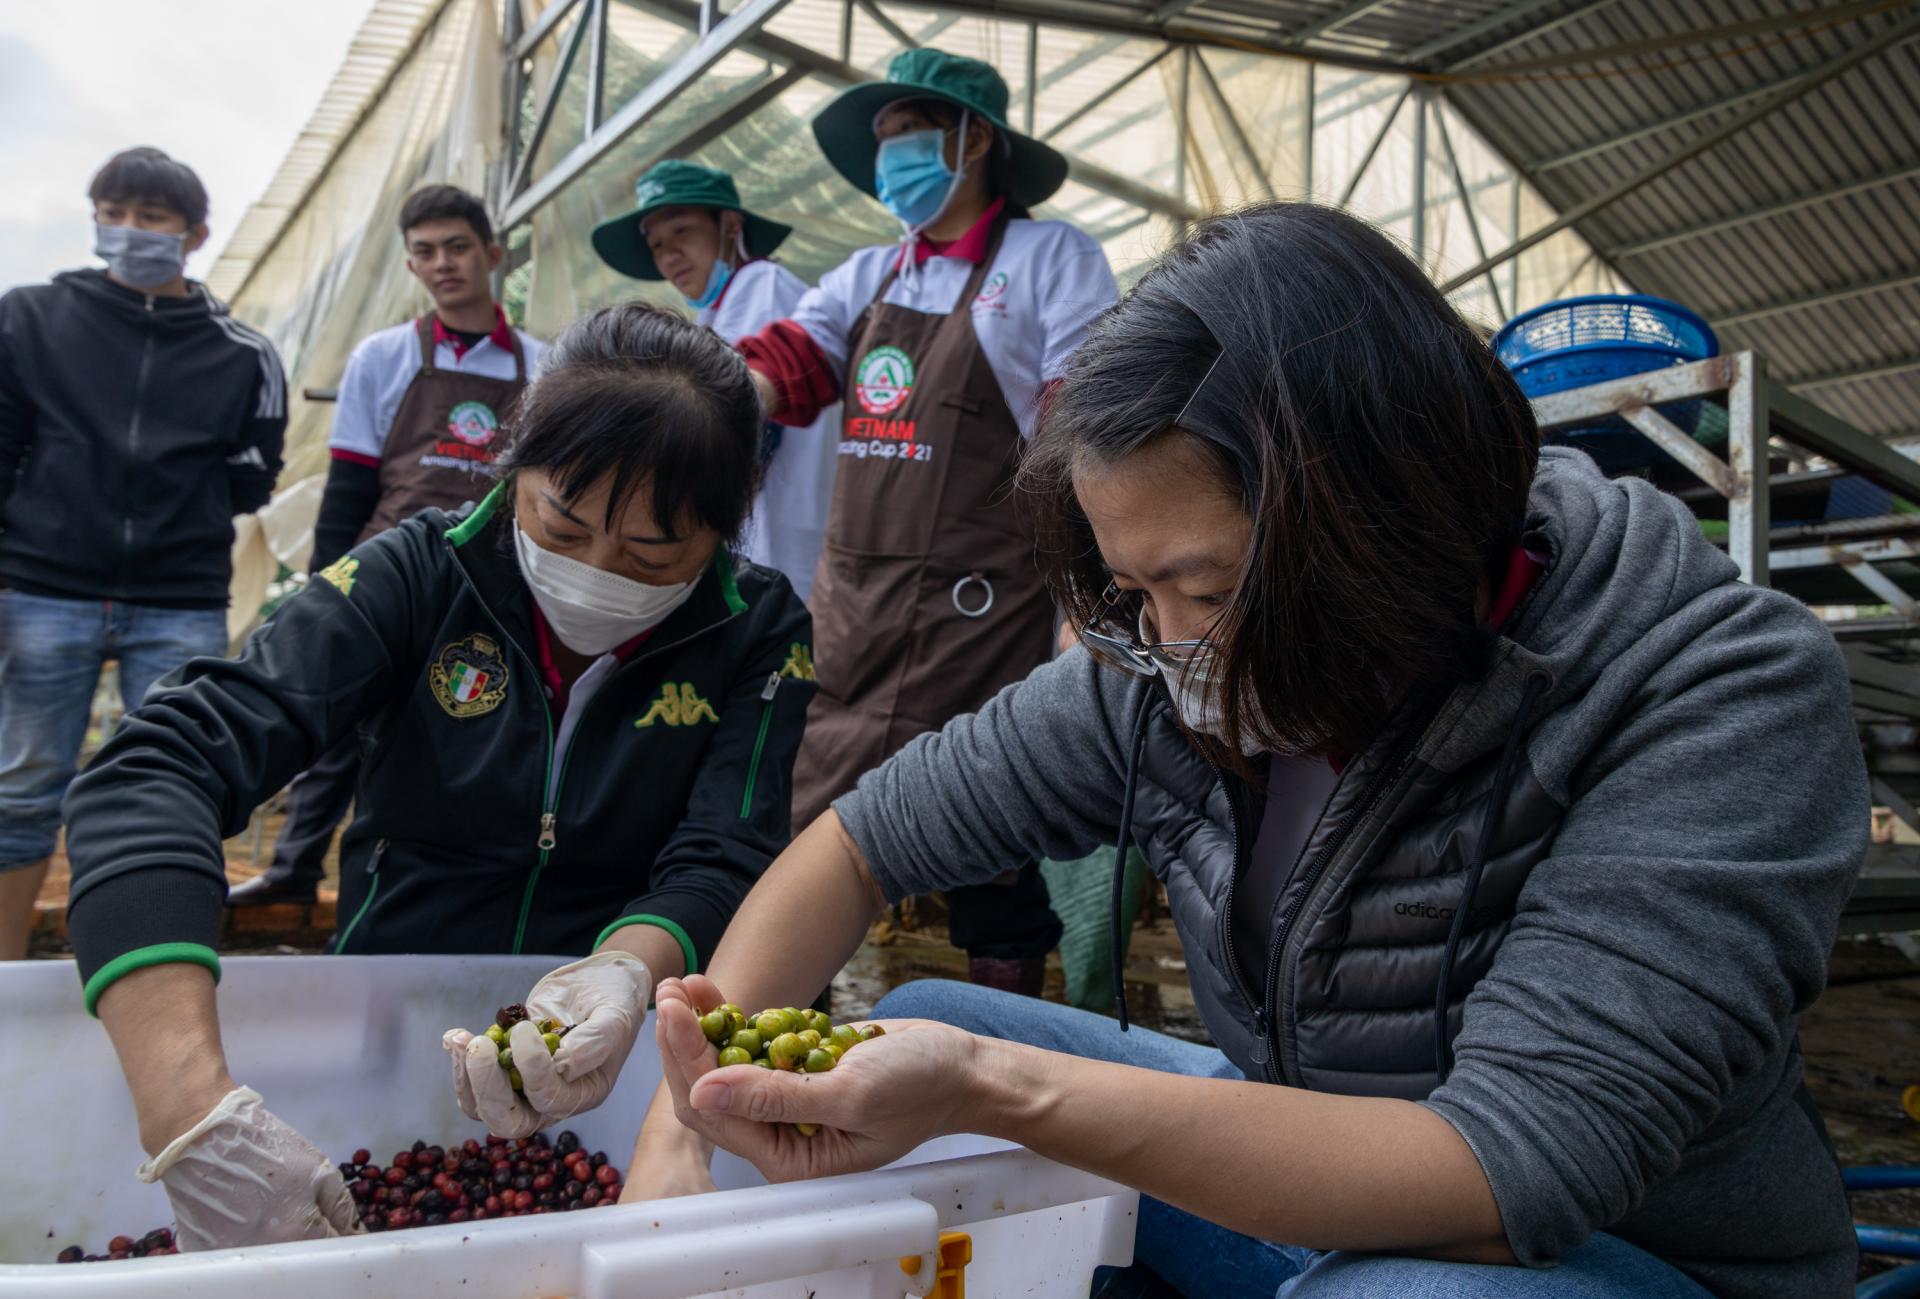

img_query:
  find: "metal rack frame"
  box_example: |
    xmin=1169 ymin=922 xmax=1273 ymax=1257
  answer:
xmin=1532 ymin=351 xmax=1920 ymax=934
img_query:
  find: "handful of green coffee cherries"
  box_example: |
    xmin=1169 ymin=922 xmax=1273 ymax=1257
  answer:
xmin=698 ymin=1003 xmax=883 ymax=1136
xmin=485 ymin=1002 xmax=572 ymax=1093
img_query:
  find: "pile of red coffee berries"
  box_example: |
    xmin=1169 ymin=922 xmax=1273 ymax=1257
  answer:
xmin=700 ymin=1003 xmax=884 ymax=1136
xmin=55 ymin=1132 xmax=623 ymax=1260
xmin=346 ymin=1131 xmax=622 ymax=1231
xmin=54 ymin=1227 xmax=175 ymax=1263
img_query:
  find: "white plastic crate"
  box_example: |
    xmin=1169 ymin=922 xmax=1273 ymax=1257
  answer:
xmin=0 ymin=956 xmax=1137 ymax=1296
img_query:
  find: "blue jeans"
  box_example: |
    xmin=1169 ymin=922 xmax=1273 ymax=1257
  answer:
xmin=0 ymin=591 xmax=228 ymax=868
xmin=870 ymin=981 xmax=1713 ymax=1299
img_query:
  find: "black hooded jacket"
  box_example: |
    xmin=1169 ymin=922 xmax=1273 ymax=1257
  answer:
xmin=64 ymin=492 xmax=816 ymax=1011
xmin=0 ymin=269 xmax=287 ymax=607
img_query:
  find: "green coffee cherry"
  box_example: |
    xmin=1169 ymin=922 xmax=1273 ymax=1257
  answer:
xmin=800 ymin=1009 xmax=832 ymax=1035
xmin=499 ymin=1047 xmax=515 ymax=1068
xmin=794 ymin=1122 xmax=820 ymax=1137
xmin=752 ymin=1058 xmax=774 ymax=1069
xmin=754 ymin=1011 xmax=788 ymax=1040
xmin=796 ymin=1029 xmax=822 ymax=1051
xmin=700 ymin=1010 xmax=731 ymax=1044
xmin=861 ymin=1025 xmax=886 ymax=1040
xmin=829 ymin=1024 xmax=862 ymax=1052
xmin=822 ymin=1042 xmax=845 ymax=1063
xmin=717 ymin=1046 xmax=753 ymax=1067
xmin=768 ymin=1032 xmax=807 ymax=1070
xmin=803 ymin=1048 xmax=836 ymax=1074
xmin=542 ymin=1032 xmax=562 ymax=1054
xmin=728 ymin=1028 xmax=764 ymax=1058
xmin=485 ymin=1024 xmax=508 ymax=1046
xmin=507 ymin=1066 xmax=525 ymax=1091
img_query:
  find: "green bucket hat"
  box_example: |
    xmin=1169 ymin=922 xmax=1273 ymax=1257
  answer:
xmin=591 ymin=160 xmax=793 ymax=281
xmin=811 ymin=48 xmax=1070 ymax=210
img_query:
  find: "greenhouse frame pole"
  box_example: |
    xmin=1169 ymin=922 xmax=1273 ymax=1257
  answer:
xmin=501 ymin=0 xmax=795 ymax=230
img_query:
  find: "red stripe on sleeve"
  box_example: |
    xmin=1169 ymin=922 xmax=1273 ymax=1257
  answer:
xmin=738 ymin=320 xmax=841 ymax=427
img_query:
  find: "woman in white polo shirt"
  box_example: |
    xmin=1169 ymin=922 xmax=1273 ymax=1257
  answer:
xmin=592 ymin=161 xmax=837 ymax=603
xmin=736 ymin=48 xmax=1118 ymax=992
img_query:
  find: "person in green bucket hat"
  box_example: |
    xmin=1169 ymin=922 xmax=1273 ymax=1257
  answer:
xmin=594 ymin=160 xmax=838 ymax=604
xmin=727 ymin=48 xmax=1118 ymax=1000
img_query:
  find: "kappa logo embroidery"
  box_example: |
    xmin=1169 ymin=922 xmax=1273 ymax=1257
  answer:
xmin=854 ymin=345 xmax=915 ymax=415
xmin=779 ymin=642 xmax=816 ymax=681
xmin=446 ymin=400 xmax=501 ymax=447
xmin=316 ymin=555 xmax=359 ymax=597
xmin=428 ymin=633 xmax=509 ymax=718
xmin=634 ymin=682 xmax=719 ymax=728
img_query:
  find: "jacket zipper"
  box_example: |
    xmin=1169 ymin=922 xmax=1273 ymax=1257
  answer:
xmin=442 ymin=549 xmax=745 ymax=955
xmin=738 ymin=672 xmax=780 ymax=819
xmin=1254 ymin=715 xmax=1435 ymax=1085
xmin=1208 ymin=767 xmax=1265 ymax=1069
xmin=117 ymin=296 xmax=156 ymax=599
xmin=334 ymin=837 xmax=389 ymax=952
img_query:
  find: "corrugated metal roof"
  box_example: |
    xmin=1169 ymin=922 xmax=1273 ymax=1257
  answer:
xmin=203 ymin=0 xmax=448 ymax=300
xmin=1426 ymin=0 xmax=1920 ymax=443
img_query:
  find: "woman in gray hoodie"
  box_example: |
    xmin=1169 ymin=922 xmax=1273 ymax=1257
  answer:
xmin=629 ymin=204 xmax=1865 ymax=1299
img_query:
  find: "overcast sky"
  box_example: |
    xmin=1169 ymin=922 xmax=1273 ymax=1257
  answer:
xmin=0 ymin=1 xmax=374 ymax=294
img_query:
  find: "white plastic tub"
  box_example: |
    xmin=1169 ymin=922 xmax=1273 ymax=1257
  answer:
xmin=0 ymin=956 xmax=1136 ymax=1297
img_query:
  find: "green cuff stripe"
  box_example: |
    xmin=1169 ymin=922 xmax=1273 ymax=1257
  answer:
xmin=445 ymin=480 xmax=508 ymax=546
xmin=83 ymin=943 xmax=221 ymax=1018
xmin=595 ymin=914 xmax=698 ymax=977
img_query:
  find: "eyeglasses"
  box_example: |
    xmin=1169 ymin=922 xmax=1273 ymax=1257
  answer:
xmin=1077 ymin=582 xmax=1217 ymax=680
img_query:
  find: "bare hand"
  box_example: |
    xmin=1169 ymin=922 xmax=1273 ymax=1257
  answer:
xmin=654 ymin=976 xmax=979 ymax=1183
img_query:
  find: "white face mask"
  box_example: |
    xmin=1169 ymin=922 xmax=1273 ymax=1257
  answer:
xmin=514 ymin=526 xmax=699 ymax=656
xmin=1165 ymin=672 xmax=1265 ymax=757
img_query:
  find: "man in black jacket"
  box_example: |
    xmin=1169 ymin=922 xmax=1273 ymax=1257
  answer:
xmin=0 ymin=146 xmax=286 ymax=959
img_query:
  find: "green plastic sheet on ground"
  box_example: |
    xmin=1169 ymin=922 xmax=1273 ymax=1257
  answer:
xmin=1042 ymin=847 xmax=1147 ymax=1013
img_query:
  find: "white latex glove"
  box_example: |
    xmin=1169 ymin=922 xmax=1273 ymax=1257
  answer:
xmin=137 ymin=1086 xmax=364 ymax=1252
xmin=443 ymin=950 xmax=652 ymax=1138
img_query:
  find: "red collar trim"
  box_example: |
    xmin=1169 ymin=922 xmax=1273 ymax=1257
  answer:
xmin=530 ymin=604 xmax=653 ymax=712
xmin=1487 ymin=541 xmax=1546 ymax=630
xmin=432 ymin=305 xmax=514 ymax=361
xmin=899 ymin=198 xmax=1005 ymax=269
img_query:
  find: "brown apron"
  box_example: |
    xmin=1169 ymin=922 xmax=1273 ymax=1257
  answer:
xmin=793 ymin=219 xmax=1056 ymax=824
xmin=358 ymin=316 xmax=528 ymax=542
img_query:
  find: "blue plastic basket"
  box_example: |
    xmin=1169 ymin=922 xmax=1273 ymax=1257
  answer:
xmin=1493 ymin=294 xmax=1719 ymax=474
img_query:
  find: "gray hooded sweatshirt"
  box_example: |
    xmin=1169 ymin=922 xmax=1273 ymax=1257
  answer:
xmin=836 ymin=448 xmax=1866 ymax=1298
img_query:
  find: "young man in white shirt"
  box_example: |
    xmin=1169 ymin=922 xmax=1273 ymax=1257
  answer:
xmin=591 ymin=160 xmax=837 ymax=603
xmin=230 ymin=184 xmax=546 ymax=905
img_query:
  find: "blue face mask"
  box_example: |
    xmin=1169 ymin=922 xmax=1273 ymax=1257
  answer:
xmin=684 ymin=257 xmax=732 ymax=311
xmin=875 ymin=126 xmax=960 ymax=229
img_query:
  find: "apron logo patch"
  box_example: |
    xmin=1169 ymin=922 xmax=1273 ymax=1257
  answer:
xmin=446 ymin=400 xmax=501 ymax=447
xmin=635 ymin=682 xmax=719 ymax=728
xmin=779 ymin=642 xmax=816 ymax=681
xmin=854 ymin=345 xmax=915 ymax=416
xmin=429 ymin=633 xmax=509 ymax=718
xmin=316 ymin=555 xmax=360 ymax=597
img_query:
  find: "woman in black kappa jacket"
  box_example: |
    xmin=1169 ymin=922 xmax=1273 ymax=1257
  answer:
xmin=60 ymin=303 xmax=815 ymax=1249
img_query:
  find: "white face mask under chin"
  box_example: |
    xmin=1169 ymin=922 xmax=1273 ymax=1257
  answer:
xmin=513 ymin=526 xmax=699 ymax=656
